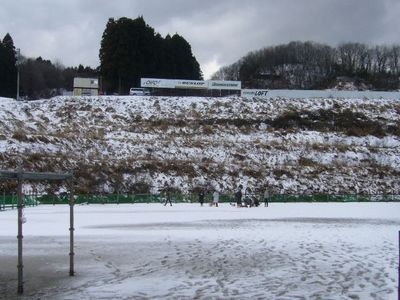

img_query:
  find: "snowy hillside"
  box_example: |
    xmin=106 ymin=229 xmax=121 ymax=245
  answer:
xmin=0 ymin=96 xmax=399 ymax=195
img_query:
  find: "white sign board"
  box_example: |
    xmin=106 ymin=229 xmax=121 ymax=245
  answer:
xmin=208 ymin=80 xmax=241 ymax=90
xmin=241 ymin=89 xmax=269 ymax=98
xmin=175 ymin=80 xmax=208 ymax=89
xmin=244 ymin=89 xmax=400 ymax=100
xmin=141 ymin=78 xmax=242 ymax=90
xmin=141 ymin=78 xmax=207 ymax=89
xmin=141 ymin=78 xmax=175 ymax=89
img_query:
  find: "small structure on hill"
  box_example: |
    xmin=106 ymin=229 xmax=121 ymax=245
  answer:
xmin=73 ymin=77 xmax=99 ymax=96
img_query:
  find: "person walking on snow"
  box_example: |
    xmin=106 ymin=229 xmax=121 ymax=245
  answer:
xmin=163 ymin=191 xmax=172 ymax=206
xmin=235 ymin=185 xmax=243 ymax=207
xmin=213 ymin=190 xmax=220 ymax=207
xmin=198 ymin=190 xmax=205 ymax=206
xmin=264 ymin=189 xmax=269 ymax=207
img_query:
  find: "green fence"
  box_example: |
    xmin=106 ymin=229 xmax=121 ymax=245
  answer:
xmin=268 ymin=194 xmax=400 ymax=202
xmin=1 ymin=193 xmax=399 ymax=209
xmin=37 ymin=194 xmax=195 ymax=205
xmin=0 ymin=194 xmax=39 ymax=211
xmin=32 ymin=193 xmax=400 ymax=205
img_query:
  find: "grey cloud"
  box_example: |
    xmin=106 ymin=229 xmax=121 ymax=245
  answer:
xmin=0 ymin=0 xmax=399 ymax=78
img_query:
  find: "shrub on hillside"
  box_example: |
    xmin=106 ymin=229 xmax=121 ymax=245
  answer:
xmin=273 ymin=168 xmax=293 ymax=178
xmin=271 ymin=108 xmax=387 ymax=137
xmin=298 ymin=156 xmax=316 ymax=167
xmin=128 ymin=181 xmax=151 ymax=194
xmin=26 ymin=152 xmax=45 ymax=164
xmin=12 ymin=129 xmax=28 ymax=142
xmin=202 ymin=125 xmax=215 ymax=135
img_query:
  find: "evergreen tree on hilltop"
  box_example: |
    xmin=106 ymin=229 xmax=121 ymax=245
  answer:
xmin=99 ymin=18 xmax=117 ymax=91
xmin=0 ymin=33 xmax=17 ymax=98
xmin=99 ymin=17 xmax=202 ymax=94
xmin=170 ymin=33 xmax=202 ymax=80
xmin=99 ymin=17 xmax=159 ymax=93
xmin=164 ymin=34 xmax=202 ymax=80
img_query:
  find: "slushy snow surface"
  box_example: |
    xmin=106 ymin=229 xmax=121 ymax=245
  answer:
xmin=0 ymin=203 xmax=399 ymax=299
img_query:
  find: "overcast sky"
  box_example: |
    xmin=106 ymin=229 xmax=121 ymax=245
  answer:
xmin=1 ymin=0 xmax=399 ymax=79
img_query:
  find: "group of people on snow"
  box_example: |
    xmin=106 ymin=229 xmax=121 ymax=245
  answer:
xmin=198 ymin=190 xmax=220 ymax=207
xmin=233 ymin=185 xmax=269 ymax=207
xmin=197 ymin=185 xmax=270 ymax=208
xmin=162 ymin=186 xmax=271 ymax=207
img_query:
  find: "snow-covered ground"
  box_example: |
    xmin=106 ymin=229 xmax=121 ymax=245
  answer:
xmin=0 ymin=203 xmax=399 ymax=299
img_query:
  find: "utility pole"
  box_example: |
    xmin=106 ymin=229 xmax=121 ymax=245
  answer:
xmin=16 ymin=48 xmax=21 ymax=101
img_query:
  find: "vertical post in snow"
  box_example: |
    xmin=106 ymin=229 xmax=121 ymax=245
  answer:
xmin=69 ymin=189 xmax=75 ymax=276
xmin=17 ymin=163 xmax=23 ymax=294
xmin=398 ymin=231 xmax=399 ymax=300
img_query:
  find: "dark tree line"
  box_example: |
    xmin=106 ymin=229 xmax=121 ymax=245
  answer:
xmin=99 ymin=17 xmax=202 ymax=94
xmin=19 ymin=58 xmax=97 ymax=99
xmin=0 ymin=32 xmax=98 ymax=99
xmin=212 ymin=41 xmax=400 ymax=90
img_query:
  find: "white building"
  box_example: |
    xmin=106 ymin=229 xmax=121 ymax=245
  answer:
xmin=73 ymin=78 xmax=99 ymax=96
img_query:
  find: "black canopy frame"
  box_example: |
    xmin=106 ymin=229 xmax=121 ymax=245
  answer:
xmin=0 ymin=166 xmax=74 ymax=295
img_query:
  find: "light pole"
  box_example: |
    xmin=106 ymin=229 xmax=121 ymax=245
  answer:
xmin=16 ymin=48 xmax=20 ymax=101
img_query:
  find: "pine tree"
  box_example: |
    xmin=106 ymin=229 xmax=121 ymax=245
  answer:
xmin=0 ymin=33 xmax=17 ymax=98
xmin=100 ymin=17 xmax=157 ymax=93
xmin=99 ymin=18 xmax=118 ymax=93
xmin=99 ymin=17 xmax=202 ymax=94
xmin=168 ymin=34 xmax=202 ymax=80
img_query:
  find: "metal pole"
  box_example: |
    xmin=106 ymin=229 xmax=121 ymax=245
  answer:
xmin=69 ymin=190 xmax=75 ymax=276
xmin=16 ymin=48 xmax=20 ymax=101
xmin=17 ymin=67 xmax=20 ymax=101
xmin=398 ymin=231 xmax=399 ymax=300
xmin=17 ymin=164 xmax=23 ymax=294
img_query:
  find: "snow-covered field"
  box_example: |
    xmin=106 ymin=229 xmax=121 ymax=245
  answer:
xmin=0 ymin=203 xmax=399 ymax=299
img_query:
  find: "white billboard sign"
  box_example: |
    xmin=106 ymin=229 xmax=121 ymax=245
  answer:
xmin=241 ymin=89 xmax=269 ymax=98
xmin=141 ymin=78 xmax=207 ymax=89
xmin=141 ymin=78 xmax=175 ymax=89
xmin=141 ymin=78 xmax=242 ymax=91
xmin=208 ymin=80 xmax=241 ymax=90
xmin=250 ymin=89 xmax=400 ymax=100
xmin=175 ymin=80 xmax=208 ymax=89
